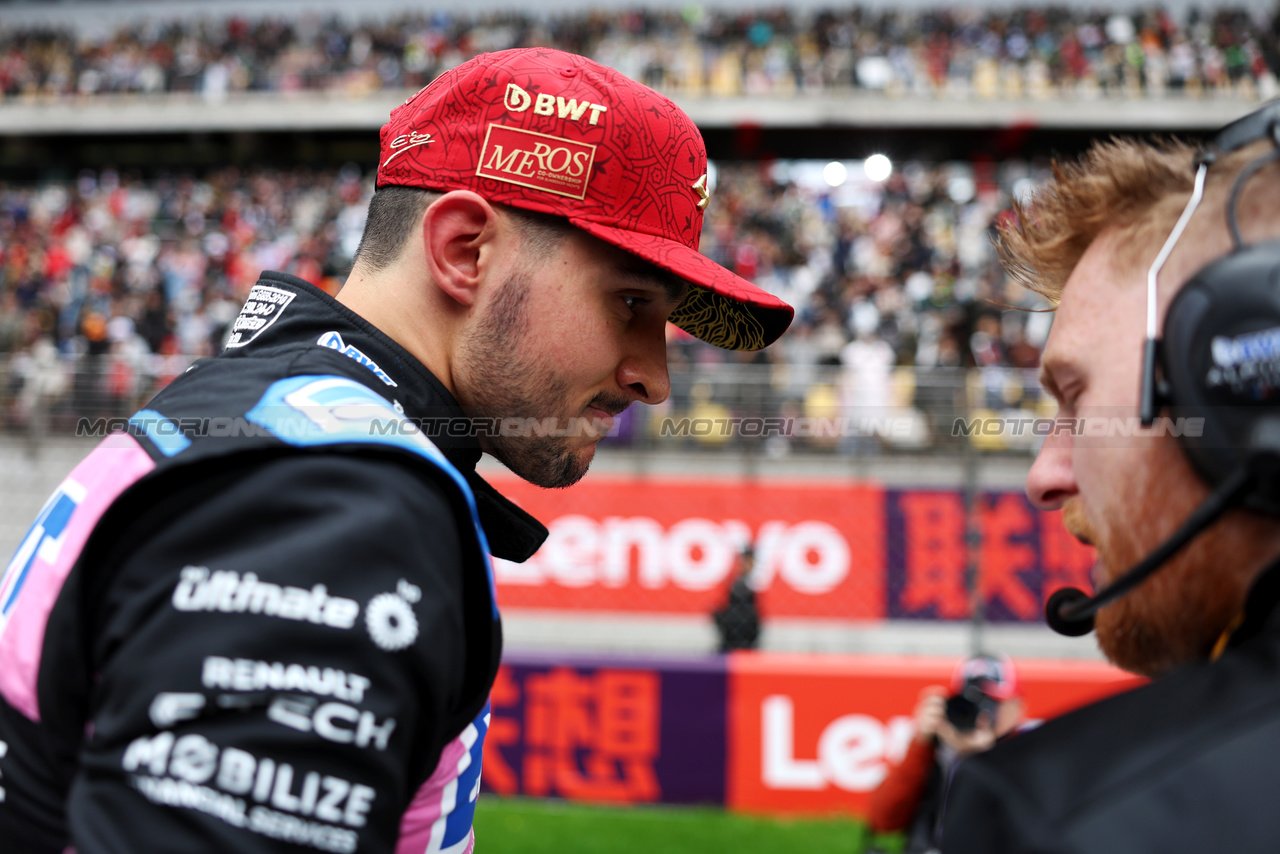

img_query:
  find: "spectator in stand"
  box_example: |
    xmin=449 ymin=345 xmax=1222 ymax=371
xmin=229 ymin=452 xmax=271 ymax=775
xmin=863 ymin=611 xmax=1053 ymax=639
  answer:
xmin=2 ymin=53 xmax=1088 ymax=445
xmin=0 ymin=164 xmax=373 ymax=424
xmin=840 ymin=329 xmax=895 ymax=452
xmin=869 ymin=654 xmax=1026 ymax=854
xmin=0 ymin=290 xmax=24 ymax=353
xmin=1 ymin=151 xmax=1051 ymax=436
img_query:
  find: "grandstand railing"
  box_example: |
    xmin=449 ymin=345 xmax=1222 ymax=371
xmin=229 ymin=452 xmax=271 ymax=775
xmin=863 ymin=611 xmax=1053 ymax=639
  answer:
xmin=0 ymin=87 xmax=1265 ymax=135
xmin=0 ymin=353 xmax=1048 ymax=457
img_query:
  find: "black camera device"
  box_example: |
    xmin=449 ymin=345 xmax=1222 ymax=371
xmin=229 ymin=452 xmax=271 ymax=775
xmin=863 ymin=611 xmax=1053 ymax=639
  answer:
xmin=944 ymin=679 xmax=999 ymax=733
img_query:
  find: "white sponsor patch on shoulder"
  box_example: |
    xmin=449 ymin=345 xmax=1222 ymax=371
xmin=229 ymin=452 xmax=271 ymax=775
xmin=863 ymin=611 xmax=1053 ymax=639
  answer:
xmin=316 ymin=332 xmax=398 ymax=387
xmin=225 ymin=285 xmax=297 ymax=349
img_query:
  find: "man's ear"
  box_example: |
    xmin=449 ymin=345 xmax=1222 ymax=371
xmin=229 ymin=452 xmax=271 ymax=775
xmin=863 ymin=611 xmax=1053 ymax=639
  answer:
xmin=422 ymin=191 xmax=500 ymax=307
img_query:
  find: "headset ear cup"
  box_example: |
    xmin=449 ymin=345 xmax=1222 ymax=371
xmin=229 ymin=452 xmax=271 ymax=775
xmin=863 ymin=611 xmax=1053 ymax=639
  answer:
xmin=1161 ymin=279 xmax=1220 ymax=477
xmin=1162 ymin=241 xmax=1280 ymax=514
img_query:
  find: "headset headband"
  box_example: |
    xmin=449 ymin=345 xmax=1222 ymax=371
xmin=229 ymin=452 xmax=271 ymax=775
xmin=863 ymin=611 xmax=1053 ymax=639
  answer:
xmin=1141 ymin=100 xmax=1280 ymax=427
xmin=1202 ymin=99 xmax=1280 ymax=163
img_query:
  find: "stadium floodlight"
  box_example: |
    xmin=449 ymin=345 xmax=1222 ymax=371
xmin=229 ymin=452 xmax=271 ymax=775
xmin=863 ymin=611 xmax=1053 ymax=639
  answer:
xmin=822 ymin=161 xmax=848 ymax=188
xmin=947 ymin=165 xmax=976 ymax=203
xmin=864 ymin=154 xmax=892 ymax=182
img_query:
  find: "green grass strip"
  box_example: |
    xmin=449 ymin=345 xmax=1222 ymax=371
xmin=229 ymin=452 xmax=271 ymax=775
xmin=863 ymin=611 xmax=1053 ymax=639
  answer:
xmin=474 ymin=796 xmax=906 ymax=854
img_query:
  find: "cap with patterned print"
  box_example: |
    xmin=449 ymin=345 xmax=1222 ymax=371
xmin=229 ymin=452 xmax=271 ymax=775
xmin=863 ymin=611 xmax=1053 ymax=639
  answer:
xmin=377 ymin=47 xmax=793 ymax=351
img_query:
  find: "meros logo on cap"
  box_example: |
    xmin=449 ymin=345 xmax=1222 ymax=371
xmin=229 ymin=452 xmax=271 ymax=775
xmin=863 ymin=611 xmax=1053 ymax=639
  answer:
xmin=477 ymin=125 xmax=596 ymax=200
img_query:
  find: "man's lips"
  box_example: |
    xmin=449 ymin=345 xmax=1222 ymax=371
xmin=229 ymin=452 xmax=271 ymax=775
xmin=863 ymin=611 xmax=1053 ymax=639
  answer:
xmin=586 ymin=405 xmax=617 ymax=433
xmin=584 ymin=394 xmax=631 ymax=438
xmin=1071 ymin=532 xmax=1101 ymax=590
xmin=1088 ymin=560 xmax=1104 ymax=593
xmin=1061 ymin=501 xmax=1096 ymax=546
xmin=1059 ymin=500 xmax=1101 ymax=589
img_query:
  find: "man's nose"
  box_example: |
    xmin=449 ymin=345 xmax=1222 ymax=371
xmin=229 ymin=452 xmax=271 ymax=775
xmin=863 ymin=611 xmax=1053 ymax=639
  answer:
xmin=1026 ymin=430 xmax=1077 ymax=510
xmin=618 ymin=330 xmax=671 ymax=405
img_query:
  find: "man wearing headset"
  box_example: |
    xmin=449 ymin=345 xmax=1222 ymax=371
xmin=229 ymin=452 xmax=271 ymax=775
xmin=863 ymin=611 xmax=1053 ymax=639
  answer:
xmin=942 ymin=104 xmax=1280 ymax=852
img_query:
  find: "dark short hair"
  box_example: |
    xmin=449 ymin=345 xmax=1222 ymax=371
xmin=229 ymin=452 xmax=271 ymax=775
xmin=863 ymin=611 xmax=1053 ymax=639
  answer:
xmin=353 ymin=185 xmax=435 ymax=271
xmin=354 ymin=185 xmax=574 ymax=271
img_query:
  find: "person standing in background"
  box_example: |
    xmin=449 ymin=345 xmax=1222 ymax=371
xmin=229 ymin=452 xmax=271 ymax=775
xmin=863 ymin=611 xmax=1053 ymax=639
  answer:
xmin=714 ymin=547 xmax=763 ymax=652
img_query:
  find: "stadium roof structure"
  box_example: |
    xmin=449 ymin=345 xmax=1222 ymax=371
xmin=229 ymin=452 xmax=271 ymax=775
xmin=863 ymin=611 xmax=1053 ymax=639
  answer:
xmin=0 ymin=91 xmax=1263 ymax=136
xmin=3 ymin=0 xmax=1275 ymax=29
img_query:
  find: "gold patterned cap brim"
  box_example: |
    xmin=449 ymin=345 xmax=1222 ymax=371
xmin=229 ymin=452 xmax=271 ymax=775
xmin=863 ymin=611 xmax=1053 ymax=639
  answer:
xmin=569 ymin=217 xmax=794 ymax=351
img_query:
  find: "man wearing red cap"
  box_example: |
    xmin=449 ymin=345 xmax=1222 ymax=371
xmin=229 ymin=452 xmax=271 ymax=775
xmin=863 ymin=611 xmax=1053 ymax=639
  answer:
xmin=869 ymin=654 xmax=1026 ymax=854
xmin=0 ymin=48 xmax=792 ymax=853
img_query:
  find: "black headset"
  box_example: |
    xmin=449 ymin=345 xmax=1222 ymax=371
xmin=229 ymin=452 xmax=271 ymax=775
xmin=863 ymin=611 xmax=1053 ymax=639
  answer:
xmin=1049 ymin=99 xmax=1280 ymax=636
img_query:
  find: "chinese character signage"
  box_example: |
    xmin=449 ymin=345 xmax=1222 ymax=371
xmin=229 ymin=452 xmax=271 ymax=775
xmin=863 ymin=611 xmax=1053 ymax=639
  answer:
xmin=483 ymin=654 xmax=727 ymax=805
xmin=883 ymin=490 xmax=1093 ymax=621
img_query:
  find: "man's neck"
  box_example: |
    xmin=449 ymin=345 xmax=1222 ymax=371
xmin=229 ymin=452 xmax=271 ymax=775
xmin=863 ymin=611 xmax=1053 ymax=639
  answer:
xmin=337 ymin=266 xmax=457 ymax=397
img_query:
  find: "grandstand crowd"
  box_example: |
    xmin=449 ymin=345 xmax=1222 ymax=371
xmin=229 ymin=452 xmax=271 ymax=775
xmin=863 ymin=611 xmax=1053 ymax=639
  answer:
xmin=13 ymin=0 xmax=1238 ymax=442
xmin=0 ymin=154 xmax=1047 ymax=443
xmin=0 ymin=4 xmax=1275 ymax=101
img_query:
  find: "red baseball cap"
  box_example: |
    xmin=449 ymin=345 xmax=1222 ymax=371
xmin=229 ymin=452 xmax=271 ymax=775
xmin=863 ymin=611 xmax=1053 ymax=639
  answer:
xmin=951 ymin=653 xmax=1019 ymax=701
xmin=376 ymin=47 xmax=794 ymax=351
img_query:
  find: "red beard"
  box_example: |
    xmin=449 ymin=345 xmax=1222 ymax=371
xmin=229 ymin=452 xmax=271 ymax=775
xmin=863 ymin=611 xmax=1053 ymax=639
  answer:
xmin=1061 ymin=445 xmax=1260 ymax=677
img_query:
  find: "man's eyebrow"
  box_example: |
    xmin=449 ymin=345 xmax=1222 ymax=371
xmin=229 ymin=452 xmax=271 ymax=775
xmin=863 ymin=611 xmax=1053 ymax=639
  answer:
xmin=617 ymin=264 xmax=690 ymax=307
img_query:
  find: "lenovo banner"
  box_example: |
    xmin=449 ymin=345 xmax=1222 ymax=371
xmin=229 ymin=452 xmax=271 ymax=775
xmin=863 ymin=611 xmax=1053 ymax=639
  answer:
xmin=726 ymin=653 xmax=1141 ymax=815
xmin=486 ymin=475 xmax=1095 ymax=622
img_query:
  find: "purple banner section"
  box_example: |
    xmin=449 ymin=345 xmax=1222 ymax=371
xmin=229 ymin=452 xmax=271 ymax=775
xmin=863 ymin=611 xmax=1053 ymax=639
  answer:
xmin=482 ymin=652 xmax=727 ymax=806
xmin=885 ymin=490 xmax=1095 ymax=622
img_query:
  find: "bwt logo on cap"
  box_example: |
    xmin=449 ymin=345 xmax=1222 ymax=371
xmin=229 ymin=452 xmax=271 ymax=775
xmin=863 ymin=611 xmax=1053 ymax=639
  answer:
xmin=477 ymin=125 xmax=597 ymax=200
xmin=503 ymin=82 xmax=609 ymax=126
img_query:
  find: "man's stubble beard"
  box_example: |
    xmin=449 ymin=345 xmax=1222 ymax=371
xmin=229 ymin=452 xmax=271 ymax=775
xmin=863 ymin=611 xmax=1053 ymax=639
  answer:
xmin=455 ymin=271 xmax=593 ymax=489
xmin=1067 ymin=443 xmax=1253 ymax=677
